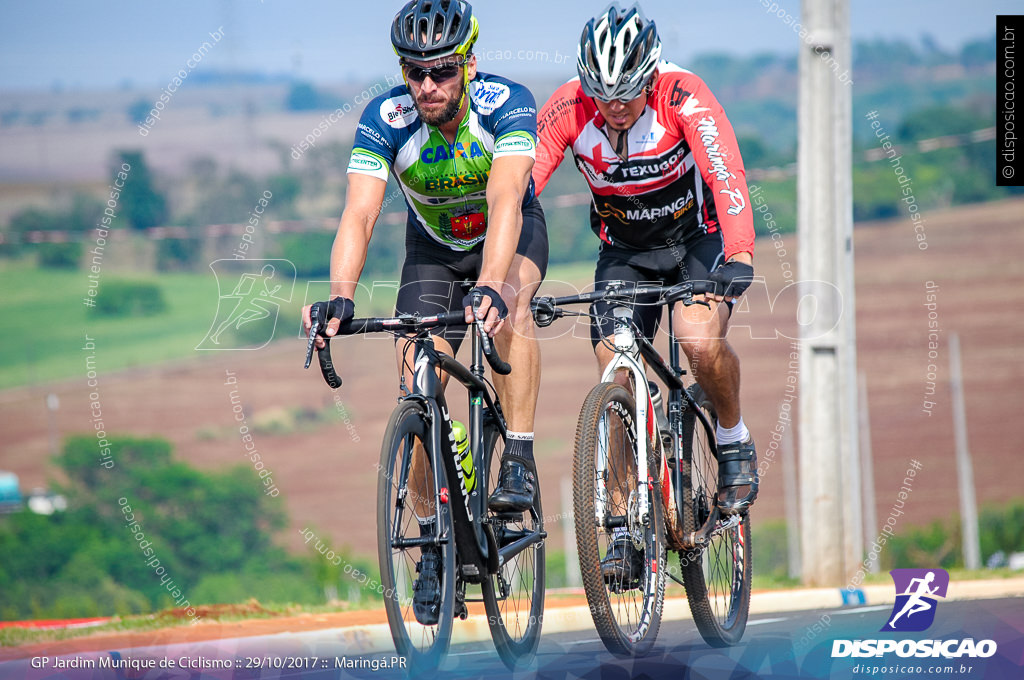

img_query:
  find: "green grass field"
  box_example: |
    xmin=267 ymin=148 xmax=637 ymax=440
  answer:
xmin=0 ymin=259 xmax=594 ymax=390
xmin=0 ymin=261 xmax=222 ymax=389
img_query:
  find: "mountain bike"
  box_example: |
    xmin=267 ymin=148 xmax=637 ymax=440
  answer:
xmin=304 ymin=296 xmax=545 ymax=672
xmin=531 ymin=280 xmax=751 ymax=656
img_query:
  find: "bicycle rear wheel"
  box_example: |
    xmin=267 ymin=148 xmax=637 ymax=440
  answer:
xmin=574 ymin=382 xmax=665 ymax=657
xmin=481 ymin=417 xmax=545 ymax=670
xmin=679 ymin=383 xmax=751 ymax=646
xmin=377 ymin=400 xmax=455 ymax=671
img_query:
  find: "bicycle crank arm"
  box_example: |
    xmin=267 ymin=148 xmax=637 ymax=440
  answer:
xmin=393 ymin=534 xmax=447 ymax=549
xmin=496 ymin=530 xmax=546 ymax=568
xmin=711 ymin=514 xmax=743 ymax=538
xmin=683 ymin=513 xmax=741 ymax=549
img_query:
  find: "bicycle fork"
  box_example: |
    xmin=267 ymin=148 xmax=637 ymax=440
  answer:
xmin=597 ymin=322 xmax=654 ymax=534
xmin=389 ymin=347 xmax=452 ymax=553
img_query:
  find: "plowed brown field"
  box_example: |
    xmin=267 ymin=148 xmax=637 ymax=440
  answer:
xmin=3 ymin=198 xmax=1022 ymax=560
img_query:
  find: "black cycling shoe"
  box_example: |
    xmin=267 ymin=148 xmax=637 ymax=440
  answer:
xmin=717 ymin=436 xmax=759 ymax=516
xmin=487 ymin=457 xmax=535 ymax=513
xmin=412 ymin=527 xmax=442 ymax=625
xmin=601 ymin=536 xmax=646 ymax=592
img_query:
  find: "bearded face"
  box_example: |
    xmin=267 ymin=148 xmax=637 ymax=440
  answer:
xmin=402 ymin=55 xmax=476 ymax=127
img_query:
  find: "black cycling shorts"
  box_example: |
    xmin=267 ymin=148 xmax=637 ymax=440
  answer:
xmin=395 ymin=197 xmax=549 ymax=354
xmin=590 ymin=228 xmax=726 ymax=347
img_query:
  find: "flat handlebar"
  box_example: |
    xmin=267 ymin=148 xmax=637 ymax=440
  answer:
xmin=531 ymin=281 xmax=710 ymax=327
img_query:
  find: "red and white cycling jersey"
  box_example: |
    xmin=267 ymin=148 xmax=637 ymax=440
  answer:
xmin=533 ymin=61 xmax=755 ymax=260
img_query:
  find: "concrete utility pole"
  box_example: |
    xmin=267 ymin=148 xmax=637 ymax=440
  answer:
xmin=858 ymin=372 xmax=879 ymax=573
xmin=782 ymin=428 xmax=802 ymax=580
xmin=797 ymin=0 xmax=861 ymax=586
xmin=949 ymin=333 xmax=981 ymax=570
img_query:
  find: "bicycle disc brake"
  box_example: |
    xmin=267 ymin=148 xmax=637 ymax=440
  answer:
xmin=627 ymin=488 xmax=645 ymax=551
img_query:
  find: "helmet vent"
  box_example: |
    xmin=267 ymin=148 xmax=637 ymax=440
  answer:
xmin=392 ymin=0 xmax=477 ymax=60
xmin=575 ymin=2 xmax=662 ymax=101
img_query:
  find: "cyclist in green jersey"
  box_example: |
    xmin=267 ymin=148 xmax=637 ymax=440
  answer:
xmin=302 ymin=0 xmax=547 ymax=626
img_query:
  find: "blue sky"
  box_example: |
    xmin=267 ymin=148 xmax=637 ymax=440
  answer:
xmin=0 ymin=0 xmax=1013 ymax=90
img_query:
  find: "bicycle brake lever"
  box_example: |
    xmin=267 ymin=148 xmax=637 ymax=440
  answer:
xmin=304 ymin=318 xmax=321 ymax=369
xmin=472 ymin=291 xmax=512 ymax=375
xmin=531 ymin=297 xmax=557 ymax=327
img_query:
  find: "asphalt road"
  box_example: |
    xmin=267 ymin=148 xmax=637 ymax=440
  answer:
xmin=340 ymin=598 xmax=1024 ymax=680
xmin=3 ymin=598 xmax=1021 ymax=680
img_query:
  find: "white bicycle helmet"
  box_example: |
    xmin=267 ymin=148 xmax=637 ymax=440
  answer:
xmin=577 ymin=3 xmax=662 ymax=102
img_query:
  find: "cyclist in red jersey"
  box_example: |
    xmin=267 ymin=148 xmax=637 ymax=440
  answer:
xmin=533 ymin=3 xmax=758 ymax=583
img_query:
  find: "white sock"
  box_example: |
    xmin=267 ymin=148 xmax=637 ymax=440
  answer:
xmin=717 ymin=417 xmax=750 ymax=445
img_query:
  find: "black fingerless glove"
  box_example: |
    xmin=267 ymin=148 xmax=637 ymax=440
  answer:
xmin=707 ymin=261 xmax=754 ymax=298
xmin=310 ymin=297 xmax=354 ymax=334
xmin=462 ymin=286 xmax=508 ymax=320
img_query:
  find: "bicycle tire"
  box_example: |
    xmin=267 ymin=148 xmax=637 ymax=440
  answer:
xmin=574 ymin=382 xmax=666 ymax=657
xmin=377 ymin=400 xmax=455 ymax=671
xmin=481 ymin=418 xmax=545 ymax=670
xmin=679 ymin=383 xmax=752 ymax=647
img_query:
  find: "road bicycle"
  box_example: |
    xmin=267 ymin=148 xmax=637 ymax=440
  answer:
xmin=304 ymin=296 xmax=546 ymax=671
xmin=531 ymin=280 xmax=751 ymax=656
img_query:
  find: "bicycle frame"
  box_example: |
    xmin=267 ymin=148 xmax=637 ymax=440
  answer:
xmin=323 ymin=319 xmax=544 ymax=585
xmin=403 ymin=329 xmax=487 ymax=581
xmin=532 ymin=281 xmax=752 ymax=649
xmin=597 ymin=310 xmax=655 ymax=532
xmin=535 ymin=283 xmax=726 ymax=551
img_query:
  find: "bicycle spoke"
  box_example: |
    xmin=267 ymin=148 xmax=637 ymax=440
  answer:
xmin=575 ymin=383 xmax=664 ymax=656
xmin=377 ymin=402 xmax=453 ymax=671
xmin=680 ymin=384 xmax=751 ymax=647
xmin=482 ymin=420 xmax=544 ymax=670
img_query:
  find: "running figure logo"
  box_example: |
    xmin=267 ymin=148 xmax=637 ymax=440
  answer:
xmin=197 ymin=259 xmax=296 ymax=350
xmin=882 ymin=568 xmax=949 ymax=632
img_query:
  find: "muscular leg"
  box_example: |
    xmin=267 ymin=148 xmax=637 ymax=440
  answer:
xmin=673 ymin=299 xmax=741 ymax=429
xmin=491 ymin=253 xmax=543 ymax=433
xmin=674 ymin=297 xmax=757 ymax=512
xmin=484 ymin=254 xmax=544 ymax=512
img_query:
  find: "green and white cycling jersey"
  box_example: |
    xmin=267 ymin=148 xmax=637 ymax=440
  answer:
xmin=346 ymin=73 xmax=538 ymax=251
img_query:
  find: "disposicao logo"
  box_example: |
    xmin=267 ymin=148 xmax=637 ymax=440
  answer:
xmin=883 ymin=568 xmax=948 ymax=632
xmin=831 ymin=567 xmax=998 ymax=660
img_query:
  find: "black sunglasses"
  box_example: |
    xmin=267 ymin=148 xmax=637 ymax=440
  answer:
xmin=402 ymin=59 xmax=465 ymax=84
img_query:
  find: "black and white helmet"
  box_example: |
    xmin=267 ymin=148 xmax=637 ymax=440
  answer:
xmin=391 ymin=0 xmax=479 ymax=61
xmin=577 ymin=3 xmax=662 ymax=102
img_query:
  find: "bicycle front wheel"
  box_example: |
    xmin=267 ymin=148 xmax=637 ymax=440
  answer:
xmin=574 ymin=382 xmax=665 ymax=657
xmin=481 ymin=417 xmax=545 ymax=670
xmin=377 ymin=400 xmax=455 ymax=671
xmin=679 ymin=383 xmax=752 ymax=646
